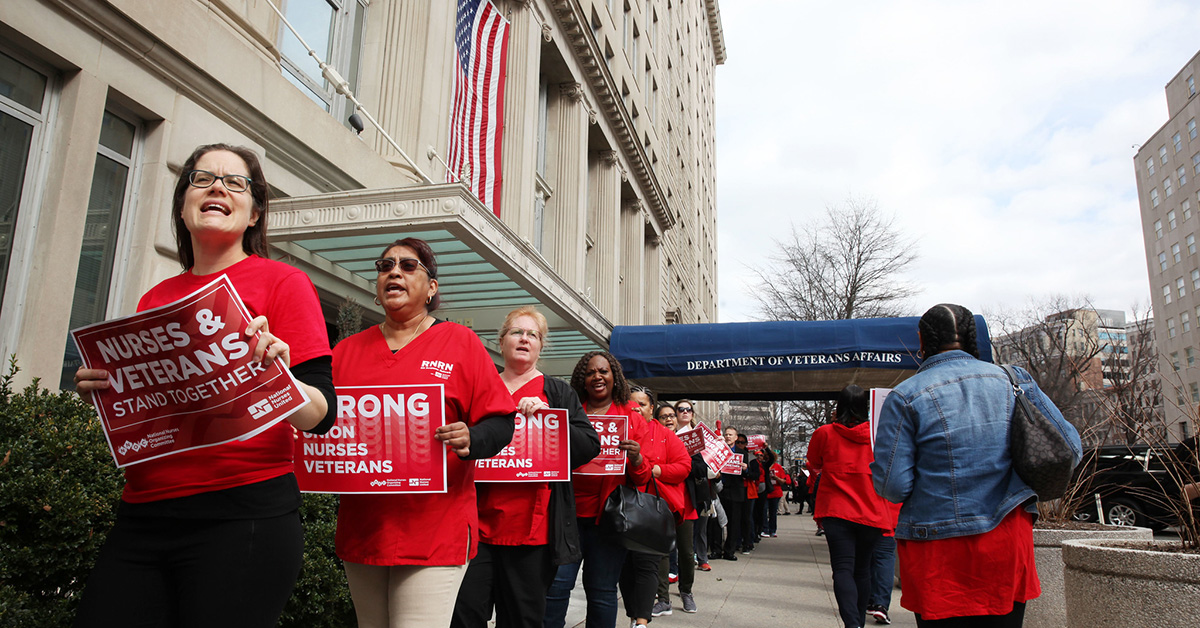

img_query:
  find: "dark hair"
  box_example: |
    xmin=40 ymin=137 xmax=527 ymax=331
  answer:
xmin=570 ymin=351 xmax=631 ymax=406
xmin=379 ymin=237 xmax=441 ymax=312
xmin=630 ymin=384 xmax=656 ymax=406
xmin=653 ymin=403 xmax=676 ymax=420
xmin=918 ymin=303 xmax=979 ymax=359
xmin=760 ymin=447 xmax=777 ymax=467
xmin=172 ymin=143 xmax=270 ymax=270
xmin=834 ymin=384 xmax=869 ymax=427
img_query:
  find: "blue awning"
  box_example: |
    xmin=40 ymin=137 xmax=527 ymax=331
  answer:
xmin=610 ymin=316 xmax=993 ymax=401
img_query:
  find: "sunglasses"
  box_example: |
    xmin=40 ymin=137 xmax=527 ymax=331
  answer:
xmin=678 ymin=407 xmax=694 ymax=413
xmin=375 ymin=257 xmax=435 ymax=277
xmin=187 ymin=169 xmax=252 ymax=193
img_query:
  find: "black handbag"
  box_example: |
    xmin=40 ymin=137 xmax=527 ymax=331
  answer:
xmin=1002 ymin=365 xmax=1076 ymax=501
xmin=601 ymin=479 xmax=677 ymax=556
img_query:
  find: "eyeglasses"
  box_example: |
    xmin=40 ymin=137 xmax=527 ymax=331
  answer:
xmin=187 ymin=169 xmax=252 ymax=193
xmin=658 ymin=413 xmax=677 ymax=420
xmin=678 ymin=407 xmax=694 ymax=413
xmin=505 ymin=328 xmax=542 ymax=341
xmin=375 ymin=257 xmax=434 ymax=277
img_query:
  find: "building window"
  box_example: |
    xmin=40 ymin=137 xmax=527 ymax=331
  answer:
xmin=1148 ymin=157 xmax=1156 ymax=176
xmin=1193 ymin=268 xmax=1200 ymax=290
xmin=1175 ymin=132 xmax=1183 ymax=154
xmin=1179 ymin=276 xmax=1187 ymax=297
xmin=1152 ymin=188 xmax=1160 ymax=207
xmin=1190 ymin=347 xmax=1197 ymax=367
xmin=1166 ymin=177 xmax=1174 ymax=198
xmin=1192 ymin=383 xmax=1200 ymax=403
xmin=1185 ymin=199 xmax=1193 ymax=221
xmin=1161 ymin=252 xmax=1169 ymax=271
xmin=1190 ymin=234 xmax=1196 ymax=255
xmin=1174 ymin=243 xmax=1183 ymax=263
xmin=1169 ymin=318 xmax=1177 ymax=338
xmin=1169 ymin=209 xmax=1177 ymax=229
xmin=1162 ymin=145 xmax=1169 ymax=165
xmin=1164 ymin=284 xmax=1173 ymax=304
xmin=1181 ymin=166 xmax=1189 ymax=188
xmin=1172 ymin=351 xmax=1181 ymax=370
xmin=1194 ymin=153 xmax=1200 ymax=176
xmin=1190 ymin=75 xmax=1197 ymax=97
xmin=1191 ymin=118 xmax=1198 ymax=140
xmin=1157 ymin=219 xmax=1164 ymax=238
xmin=0 ymin=51 xmax=52 ymax=324
xmin=278 ymin=0 xmax=368 ymax=129
xmin=1184 ymin=312 xmax=1192 ymax=333
xmin=60 ymin=108 xmax=141 ymax=389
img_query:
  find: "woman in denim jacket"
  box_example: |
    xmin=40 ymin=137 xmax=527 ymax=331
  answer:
xmin=871 ymin=303 xmax=1081 ymax=628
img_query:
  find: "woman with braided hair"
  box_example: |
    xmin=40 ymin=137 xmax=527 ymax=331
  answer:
xmin=871 ymin=304 xmax=1081 ymax=628
xmin=543 ymin=351 xmax=652 ymax=628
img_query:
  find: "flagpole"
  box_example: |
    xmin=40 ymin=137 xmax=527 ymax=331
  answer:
xmin=264 ymin=0 xmax=434 ymax=185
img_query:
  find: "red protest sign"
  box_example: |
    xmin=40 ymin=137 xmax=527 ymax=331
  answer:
xmin=698 ymin=423 xmax=737 ymax=475
xmin=746 ymin=434 xmax=768 ymax=451
xmin=476 ymin=408 xmax=570 ymax=482
xmin=574 ymin=415 xmax=628 ymax=476
xmin=70 ymin=275 xmax=310 ymax=468
xmin=677 ymin=427 xmax=704 ymax=456
xmin=295 ymin=384 xmax=448 ymax=493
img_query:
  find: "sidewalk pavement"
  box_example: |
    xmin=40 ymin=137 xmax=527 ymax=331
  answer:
xmin=562 ymin=511 xmax=916 ymax=628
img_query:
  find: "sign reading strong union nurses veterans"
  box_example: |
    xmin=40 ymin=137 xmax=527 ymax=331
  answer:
xmin=574 ymin=415 xmax=628 ymax=476
xmin=476 ymin=408 xmax=570 ymax=482
xmin=70 ymin=275 xmax=311 ymax=468
xmin=295 ymin=384 xmax=448 ymax=494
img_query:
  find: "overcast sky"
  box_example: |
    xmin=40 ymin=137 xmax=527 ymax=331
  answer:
xmin=714 ymin=1 xmax=1200 ymax=325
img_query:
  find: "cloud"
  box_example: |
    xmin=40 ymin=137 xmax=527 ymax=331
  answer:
xmin=716 ymin=0 xmax=1200 ymax=323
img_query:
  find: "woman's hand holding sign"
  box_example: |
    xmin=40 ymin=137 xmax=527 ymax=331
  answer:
xmin=436 ymin=421 xmax=472 ymax=457
xmin=620 ymin=438 xmax=643 ymax=468
xmin=74 ymin=368 xmax=111 ymax=394
xmin=247 ymin=315 xmax=289 ymax=368
xmin=515 ymin=396 xmax=548 ymax=416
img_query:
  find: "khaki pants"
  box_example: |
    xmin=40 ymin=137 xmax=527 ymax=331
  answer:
xmin=344 ymin=561 xmax=469 ymax=628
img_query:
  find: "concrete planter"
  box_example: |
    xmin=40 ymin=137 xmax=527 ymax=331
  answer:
xmin=1025 ymin=525 xmax=1152 ymax=628
xmin=1063 ymin=538 xmax=1200 ymax=627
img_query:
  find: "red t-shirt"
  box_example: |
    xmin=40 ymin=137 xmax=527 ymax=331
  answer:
xmin=807 ymin=422 xmax=897 ymax=530
xmin=572 ymin=400 xmax=653 ymax=520
xmin=634 ymin=417 xmax=693 ymax=518
xmin=476 ymin=376 xmax=552 ymax=546
xmin=333 ymin=322 xmax=516 ymax=566
xmin=122 ymin=255 xmax=331 ymax=503
xmin=898 ymin=507 xmax=1040 ymax=620
xmin=767 ymin=463 xmax=790 ymax=499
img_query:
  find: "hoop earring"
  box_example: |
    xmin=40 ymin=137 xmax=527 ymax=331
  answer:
xmin=374 ymin=296 xmax=382 ymax=306
xmin=426 ymin=296 xmax=432 ymax=305
xmin=916 ymin=349 xmax=925 ymax=360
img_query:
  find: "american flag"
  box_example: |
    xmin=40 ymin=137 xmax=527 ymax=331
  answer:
xmin=448 ymin=0 xmax=509 ymax=216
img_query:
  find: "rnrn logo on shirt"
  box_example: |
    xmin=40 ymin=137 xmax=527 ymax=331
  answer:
xmin=420 ymin=360 xmax=455 ymax=380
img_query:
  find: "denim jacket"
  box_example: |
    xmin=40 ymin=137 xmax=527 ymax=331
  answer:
xmin=870 ymin=350 xmax=1082 ymax=541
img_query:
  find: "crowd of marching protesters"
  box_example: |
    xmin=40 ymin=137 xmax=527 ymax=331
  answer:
xmin=70 ymin=143 xmax=1080 ymax=628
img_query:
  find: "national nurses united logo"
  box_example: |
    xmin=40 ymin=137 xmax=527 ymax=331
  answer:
xmin=248 ymin=399 xmax=273 ymax=419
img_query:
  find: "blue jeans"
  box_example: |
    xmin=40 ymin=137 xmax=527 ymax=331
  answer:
xmin=870 ymin=534 xmax=896 ymax=610
xmin=822 ymin=517 xmax=882 ymax=628
xmin=543 ymin=518 xmax=627 ymax=628
xmin=765 ymin=497 xmax=780 ymax=534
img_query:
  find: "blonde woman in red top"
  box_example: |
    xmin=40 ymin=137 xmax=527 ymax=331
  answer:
xmin=333 ymin=238 xmax=517 ymax=627
xmin=452 ymin=306 xmax=601 ymax=628
xmin=807 ymin=384 xmax=900 ymax=628
xmin=544 ymin=352 xmax=651 ymax=628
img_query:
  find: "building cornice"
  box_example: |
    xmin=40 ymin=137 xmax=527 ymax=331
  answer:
xmin=705 ymin=0 xmax=727 ymax=65
xmin=547 ymin=0 xmax=675 ymax=231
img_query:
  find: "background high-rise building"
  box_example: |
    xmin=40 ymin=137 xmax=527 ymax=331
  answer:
xmin=1136 ymin=49 xmax=1200 ymax=441
xmin=0 ymin=0 xmax=724 ymax=387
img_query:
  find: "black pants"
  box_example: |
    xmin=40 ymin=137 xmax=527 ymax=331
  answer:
xmin=739 ymin=497 xmax=757 ymax=550
xmin=452 ymin=542 xmax=557 ymax=628
xmin=657 ymin=519 xmax=695 ymax=600
xmin=619 ymin=550 xmax=661 ymax=621
xmin=822 ymin=517 xmax=882 ymax=628
xmin=719 ymin=495 xmax=744 ymax=557
xmin=915 ymin=601 xmax=1027 ymax=627
xmin=74 ymin=511 xmax=303 ymax=628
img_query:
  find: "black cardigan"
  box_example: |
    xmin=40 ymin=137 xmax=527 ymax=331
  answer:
xmin=544 ymin=375 xmax=602 ymax=565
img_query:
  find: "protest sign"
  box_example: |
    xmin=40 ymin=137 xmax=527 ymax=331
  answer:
xmin=295 ymin=384 xmax=448 ymax=493
xmin=70 ymin=275 xmax=310 ymax=468
xmin=476 ymin=408 xmax=570 ymax=482
xmin=574 ymin=415 xmax=628 ymax=476
xmin=677 ymin=426 xmax=703 ymax=456
xmin=746 ymin=434 xmax=767 ymax=451
xmin=869 ymin=388 xmax=892 ymax=450
xmin=698 ymin=423 xmax=737 ymax=475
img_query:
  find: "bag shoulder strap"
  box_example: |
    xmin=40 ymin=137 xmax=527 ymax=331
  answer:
xmin=999 ymin=364 xmax=1025 ymax=397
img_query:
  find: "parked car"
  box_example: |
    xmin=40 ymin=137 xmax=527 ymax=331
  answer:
xmin=1070 ymin=443 xmax=1198 ymax=530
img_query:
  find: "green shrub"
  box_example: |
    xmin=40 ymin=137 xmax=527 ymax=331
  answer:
xmin=0 ymin=357 xmax=123 ymax=627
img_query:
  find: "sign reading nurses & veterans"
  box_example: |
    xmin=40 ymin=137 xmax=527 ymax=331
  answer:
xmin=698 ymin=423 xmax=737 ymax=475
xmin=677 ymin=427 xmax=703 ymax=456
xmin=295 ymin=384 xmax=448 ymax=493
xmin=476 ymin=408 xmax=570 ymax=482
xmin=70 ymin=275 xmax=311 ymax=468
xmin=574 ymin=415 xmax=628 ymax=476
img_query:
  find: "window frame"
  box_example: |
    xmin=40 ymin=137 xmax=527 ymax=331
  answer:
xmin=277 ymin=0 xmax=369 ymax=128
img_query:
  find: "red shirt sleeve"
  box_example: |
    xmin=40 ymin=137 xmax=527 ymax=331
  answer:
xmin=656 ymin=429 xmax=692 ymax=484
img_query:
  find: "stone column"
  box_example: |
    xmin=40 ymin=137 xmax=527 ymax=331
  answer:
xmin=587 ymin=150 xmax=621 ymax=320
xmin=619 ymin=200 xmax=645 ymax=325
xmin=498 ymin=0 xmax=543 ymax=233
xmin=545 ymin=82 xmax=589 ymax=288
xmin=644 ymin=232 xmax=662 ymax=324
